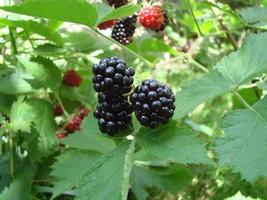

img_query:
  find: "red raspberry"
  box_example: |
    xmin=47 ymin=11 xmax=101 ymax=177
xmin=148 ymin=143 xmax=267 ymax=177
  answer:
xmin=79 ymin=108 xmax=90 ymax=119
xmin=97 ymin=20 xmax=116 ymax=30
xmin=139 ymin=6 xmax=167 ymax=31
xmin=63 ymin=69 xmax=82 ymax=87
xmin=65 ymin=116 xmax=82 ymax=133
xmin=56 ymin=133 xmax=66 ymax=139
xmin=54 ymin=104 xmax=63 ymax=116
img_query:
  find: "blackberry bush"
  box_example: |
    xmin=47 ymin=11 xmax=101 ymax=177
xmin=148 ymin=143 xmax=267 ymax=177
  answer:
xmin=130 ymin=79 xmax=175 ymax=128
xmin=111 ymin=15 xmax=137 ymax=45
xmin=92 ymin=56 xmax=135 ymax=95
xmin=94 ymin=95 xmax=132 ymax=135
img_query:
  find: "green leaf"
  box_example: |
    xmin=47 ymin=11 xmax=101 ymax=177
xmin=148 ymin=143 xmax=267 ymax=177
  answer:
xmin=240 ymin=7 xmax=267 ymax=29
xmin=59 ymin=130 xmax=115 ymax=153
xmin=50 ymin=150 xmax=102 ymax=199
xmin=76 ymin=142 xmax=132 ymax=200
xmin=174 ymin=33 xmax=267 ymax=120
xmin=18 ymin=56 xmax=61 ymax=91
xmin=131 ymin=165 xmax=192 ymax=200
xmin=215 ymin=96 xmax=267 ymax=182
xmin=0 ymin=70 xmax=35 ymax=94
xmin=98 ymin=4 xmax=141 ymax=24
xmin=136 ymin=125 xmax=211 ymax=165
xmin=33 ymin=44 xmax=68 ymax=56
xmin=0 ymin=0 xmax=98 ymax=27
xmin=10 ymin=99 xmax=35 ymax=132
xmin=225 ymin=191 xmax=262 ymax=200
xmin=0 ymin=94 xmax=15 ymax=115
xmin=0 ymin=18 xmax=63 ymax=46
xmin=28 ymin=99 xmax=57 ymax=155
xmin=0 ymin=170 xmax=32 ymax=200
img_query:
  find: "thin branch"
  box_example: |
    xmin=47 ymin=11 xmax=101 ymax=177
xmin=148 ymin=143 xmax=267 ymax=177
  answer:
xmin=186 ymin=0 xmax=204 ymax=36
xmin=8 ymin=27 xmax=17 ymax=57
xmin=54 ymin=92 xmax=70 ymax=118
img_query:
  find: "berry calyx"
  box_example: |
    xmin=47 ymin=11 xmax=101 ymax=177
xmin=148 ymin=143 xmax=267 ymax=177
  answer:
xmin=65 ymin=115 xmax=82 ymax=133
xmin=92 ymin=56 xmax=135 ymax=95
xmin=139 ymin=6 xmax=168 ymax=31
xmin=63 ymin=69 xmax=82 ymax=87
xmin=54 ymin=104 xmax=63 ymax=116
xmin=97 ymin=20 xmax=116 ymax=30
xmin=130 ymin=79 xmax=175 ymax=128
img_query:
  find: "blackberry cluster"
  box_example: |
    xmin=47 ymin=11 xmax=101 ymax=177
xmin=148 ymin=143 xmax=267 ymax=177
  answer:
xmin=94 ymin=95 xmax=132 ymax=135
xmin=92 ymin=56 xmax=135 ymax=95
xmin=107 ymin=0 xmax=128 ymax=8
xmin=111 ymin=15 xmax=137 ymax=45
xmin=130 ymin=79 xmax=175 ymax=128
xmin=93 ymin=57 xmax=135 ymax=135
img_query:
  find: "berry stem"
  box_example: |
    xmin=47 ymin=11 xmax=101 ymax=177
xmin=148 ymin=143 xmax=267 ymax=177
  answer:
xmin=186 ymin=0 xmax=204 ymax=36
xmin=8 ymin=27 xmax=17 ymax=58
xmin=88 ymin=27 xmax=155 ymax=68
xmin=54 ymin=92 xmax=70 ymax=118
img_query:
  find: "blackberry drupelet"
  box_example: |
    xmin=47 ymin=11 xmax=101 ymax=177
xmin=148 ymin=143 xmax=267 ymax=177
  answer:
xmin=107 ymin=0 xmax=128 ymax=8
xmin=111 ymin=15 xmax=137 ymax=45
xmin=92 ymin=56 xmax=135 ymax=95
xmin=94 ymin=95 xmax=132 ymax=135
xmin=130 ymin=79 xmax=175 ymax=128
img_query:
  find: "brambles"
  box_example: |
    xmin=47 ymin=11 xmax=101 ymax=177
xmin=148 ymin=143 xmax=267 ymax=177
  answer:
xmin=94 ymin=95 xmax=132 ymax=135
xmin=130 ymin=79 xmax=175 ymax=128
xmin=63 ymin=69 xmax=82 ymax=87
xmin=97 ymin=20 xmax=116 ymax=30
xmin=139 ymin=6 xmax=169 ymax=31
xmin=111 ymin=15 xmax=137 ymax=45
xmin=92 ymin=56 xmax=135 ymax=95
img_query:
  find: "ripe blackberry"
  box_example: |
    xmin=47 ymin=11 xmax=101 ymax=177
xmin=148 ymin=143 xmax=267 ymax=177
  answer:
xmin=107 ymin=0 xmax=128 ymax=8
xmin=94 ymin=95 xmax=132 ymax=135
xmin=130 ymin=79 xmax=175 ymax=128
xmin=139 ymin=6 xmax=169 ymax=31
xmin=111 ymin=15 xmax=137 ymax=45
xmin=92 ymin=56 xmax=135 ymax=95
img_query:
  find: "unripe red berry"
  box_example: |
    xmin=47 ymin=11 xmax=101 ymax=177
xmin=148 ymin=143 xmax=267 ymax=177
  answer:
xmin=65 ymin=116 xmax=82 ymax=133
xmin=54 ymin=104 xmax=63 ymax=116
xmin=139 ymin=6 xmax=168 ymax=31
xmin=56 ymin=133 xmax=66 ymax=139
xmin=63 ymin=69 xmax=82 ymax=87
xmin=98 ymin=20 xmax=116 ymax=30
xmin=79 ymin=108 xmax=90 ymax=119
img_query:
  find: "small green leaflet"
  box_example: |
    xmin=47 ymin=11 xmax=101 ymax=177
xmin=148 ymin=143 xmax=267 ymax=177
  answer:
xmin=50 ymin=150 xmax=102 ymax=199
xmin=76 ymin=142 xmax=132 ymax=200
xmin=18 ymin=56 xmax=62 ymax=91
xmin=136 ymin=125 xmax=211 ymax=165
xmin=0 ymin=18 xmax=64 ymax=46
xmin=0 ymin=0 xmax=98 ymax=27
xmin=174 ymin=33 xmax=267 ymax=120
xmin=215 ymin=96 xmax=267 ymax=182
xmin=240 ymin=7 xmax=267 ymax=29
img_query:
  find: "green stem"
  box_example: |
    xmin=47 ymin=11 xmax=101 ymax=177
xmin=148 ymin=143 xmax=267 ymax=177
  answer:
xmin=25 ymin=31 xmax=35 ymax=48
xmin=8 ymin=27 xmax=17 ymax=57
xmin=186 ymin=0 xmax=204 ymax=36
xmin=9 ymin=130 xmax=14 ymax=179
xmin=88 ymin=28 xmax=154 ymax=68
xmin=54 ymin=92 xmax=70 ymax=118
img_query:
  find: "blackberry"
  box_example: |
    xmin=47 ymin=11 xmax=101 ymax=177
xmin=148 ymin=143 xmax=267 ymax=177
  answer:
xmin=94 ymin=95 xmax=132 ymax=135
xmin=107 ymin=0 xmax=128 ymax=8
xmin=111 ymin=15 xmax=137 ymax=45
xmin=130 ymin=79 xmax=175 ymax=128
xmin=92 ymin=56 xmax=135 ymax=95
